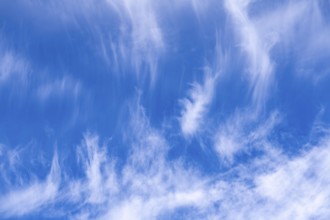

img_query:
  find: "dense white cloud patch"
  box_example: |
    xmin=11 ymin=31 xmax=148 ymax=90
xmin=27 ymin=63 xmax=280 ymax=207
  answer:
xmin=253 ymin=141 xmax=330 ymax=220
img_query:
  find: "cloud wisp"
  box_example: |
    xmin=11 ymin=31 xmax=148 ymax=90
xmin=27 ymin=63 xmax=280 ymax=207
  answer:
xmin=224 ymin=0 xmax=274 ymax=110
xmin=179 ymin=71 xmax=218 ymax=137
xmin=36 ymin=76 xmax=81 ymax=101
xmin=106 ymin=0 xmax=165 ymax=85
xmin=253 ymin=0 xmax=330 ymax=83
xmin=0 ymin=151 xmax=60 ymax=217
xmin=0 ymin=50 xmax=28 ymax=85
xmin=214 ymin=110 xmax=280 ymax=163
xmin=178 ymin=36 xmax=225 ymax=138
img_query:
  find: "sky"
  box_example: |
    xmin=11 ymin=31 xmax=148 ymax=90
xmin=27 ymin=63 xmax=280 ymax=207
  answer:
xmin=1 ymin=0 xmax=330 ymax=219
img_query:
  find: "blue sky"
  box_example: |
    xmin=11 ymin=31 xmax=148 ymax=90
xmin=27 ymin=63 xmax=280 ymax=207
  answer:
xmin=1 ymin=0 xmax=330 ymax=219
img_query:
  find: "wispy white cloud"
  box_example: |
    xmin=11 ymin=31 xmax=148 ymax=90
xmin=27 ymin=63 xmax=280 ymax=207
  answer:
xmin=2 ymin=0 xmax=164 ymax=85
xmin=253 ymin=141 xmax=330 ymax=220
xmin=0 ymin=152 xmax=60 ymax=217
xmin=1 ymin=109 xmax=330 ymax=219
xmin=179 ymin=70 xmax=218 ymax=137
xmin=36 ymin=76 xmax=81 ymax=101
xmin=106 ymin=0 xmax=165 ymax=84
xmin=101 ymin=131 xmax=330 ymax=220
xmin=224 ymin=0 xmax=274 ymax=109
xmin=0 ymin=51 xmax=28 ymax=85
xmin=63 ymin=101 xmax=218 ymax=219
xmin=224 ymin=0 xmax=330 ymax=92
xmin=1 ymin=1 xmax=330 ymax=219
xmin=178 ymin=32 xmax=226 ymax=138
xmin=76 ymin=133 xmax=118 ymax=204
xmin=214 ymin=111 xmax=280 ymax=163
xmin=253 ymin=0 xmax=330 ymax=83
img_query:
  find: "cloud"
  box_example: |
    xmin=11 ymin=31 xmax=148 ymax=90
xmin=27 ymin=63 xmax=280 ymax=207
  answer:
xmin=0 ymin=51 xmax=28 ymax=85
xmin=2 ymin=0 xmax=165 ymax=85
xmin=36 ymin=76 xmax=81 ymax=101
xmin=65 ymin=101 xmax=219 ymax=219
xmin=1 ymin=1 xmax=330 ymax=219
xmin=76 ymin=133 xmax=118 ymax=204
xmin=0 ymin=152 xmax=60 ymax=217
xmin=252 ymin=140 xmax=330 ymax=219
xmin=227 ymin=0 xmax=330 ymax=87
xmin=224 ymin=0 xmax=274 ymax=109
xmin=103 ymin=132 xmax=330 ymax=220
xmin=214 ymin=111 xmax=280 ymax=163
xmin=106 ymin=0 xmax=165 ymax=84
xmin=1 ymin=111 xmax=330 ymax=219
xmin=179 ymin=70 xmax=218 ymax=137
xmin=60 ymin=102 xmax=211 ymax=219
xmin=254 ymin=0 xmax=330 ymax=83
xmin=178 ymin=31 xmax=226 ymax=138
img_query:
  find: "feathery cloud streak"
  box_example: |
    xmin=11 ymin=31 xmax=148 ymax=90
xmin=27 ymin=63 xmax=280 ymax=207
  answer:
xmin=0 ymin=152 xmax=60 ymax=217
xmin=224 ymin=0 xmax=274 ymax=109
xmin=179 ymin=72 xmax=218 ymax=137
xmin=106 ymin=0 xmax=165 ymax=84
